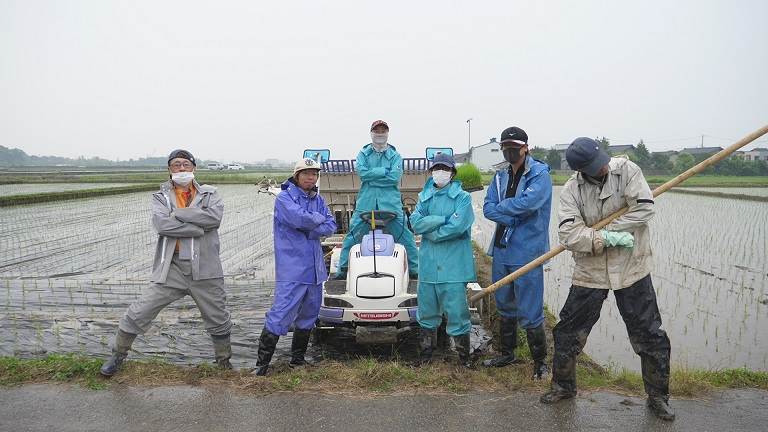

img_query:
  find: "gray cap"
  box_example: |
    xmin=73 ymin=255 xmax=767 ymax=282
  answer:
xmin=566 ymin=137 xmax=610 ymax=176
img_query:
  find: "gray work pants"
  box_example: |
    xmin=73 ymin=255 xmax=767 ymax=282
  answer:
xmin=119 ymin=255 xmax=232 ymax=336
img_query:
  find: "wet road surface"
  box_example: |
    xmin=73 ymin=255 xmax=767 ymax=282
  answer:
xmin=1 ymin=384 xmax=766 ymax=432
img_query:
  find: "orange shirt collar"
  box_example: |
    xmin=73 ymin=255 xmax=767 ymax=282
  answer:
xmin=173 ymin=184 xmax=196 ymax=208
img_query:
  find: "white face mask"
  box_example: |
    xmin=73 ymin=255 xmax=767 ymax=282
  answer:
xmin=171 ymin=171 xmax=195 ymax=186
xmin=432 ymin=170 xmax=452 ymax=188
xmin=371 ymin=132 xmax=389 ymax=151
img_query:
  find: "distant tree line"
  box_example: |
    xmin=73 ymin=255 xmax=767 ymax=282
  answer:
xmin=530 ymin=138 xmax=768 ymax=176
xmin=667 ymin=151 xmax=768 ymax=176
xmin=627 ymin=140 xmax=768 ymax=176
xmin=1 ymin=145 xmax=176 ymax=167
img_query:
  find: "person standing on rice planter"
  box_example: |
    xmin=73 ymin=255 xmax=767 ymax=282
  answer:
xmin=336 ymin=120 xmax=418 ymax=279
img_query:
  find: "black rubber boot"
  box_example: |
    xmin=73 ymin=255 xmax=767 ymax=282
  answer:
xmin=289 ymin=329 xmax=312 ymax=368
xmin=482 ymin=317 xmax=519 ymax=367
xmin=526 ymin=325 xmax=549 ymax=380
xmin=452 ymin=333 xmax=473 ymax=368
xmin=253 ymin=328 xmax=280 ymax=376
xmin=540 ymin=382 xmax=577 ymax=404
xmin=647 ymin=395 xmax=676 ymax=421
xmin=211 ymin=333 xmax=233 ymax=370
xmin=100 ymin=329 xmax=137 ymax=377
xmin=417 ymin=328 xmax=436 ymax=366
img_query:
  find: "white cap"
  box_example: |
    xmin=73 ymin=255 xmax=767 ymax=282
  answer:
xmin=293 ymin=158 xmax=322 ymax=176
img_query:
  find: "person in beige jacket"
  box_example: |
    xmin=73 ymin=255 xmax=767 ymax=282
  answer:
xmin=540 ymin=137 xmax=675 ymax=422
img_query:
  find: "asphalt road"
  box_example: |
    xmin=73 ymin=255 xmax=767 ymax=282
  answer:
xmin=1 ymin=384 xmax=767 ymax=432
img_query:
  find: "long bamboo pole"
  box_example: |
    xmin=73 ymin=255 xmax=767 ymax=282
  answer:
xmin=469 ymin=124 xmax=768 ymax=304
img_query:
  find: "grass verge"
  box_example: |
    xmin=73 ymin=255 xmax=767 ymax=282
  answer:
xmin=0 ymin=184 xmax=158 ymax=207
xmin=0 ymin=354 xmax=106 ymax=390
xmin=2 ymin=353 xmax=766 ymax=397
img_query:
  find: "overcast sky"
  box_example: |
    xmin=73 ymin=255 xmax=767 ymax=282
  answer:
xmin=1 ymin=1 xmax=767 ymax=163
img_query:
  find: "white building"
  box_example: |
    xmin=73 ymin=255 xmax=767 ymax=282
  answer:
xmin=552 ymin=143 xmax=570 ymax=170
xmin=455 ymin=138 xmax=504 ymax=171
xmin=743 ymin=148 xmax=768 ymax=162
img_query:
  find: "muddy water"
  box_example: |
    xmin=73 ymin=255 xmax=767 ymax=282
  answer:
xmin=0 ymin=184 xmax=481 ymax=367
xmin=471 ymin=187 xmax=768 ymax=372
xmin=0 ymin=185 xmax=285 ymax=368
xmin=0 ymin=278 xmax=277 ymax=368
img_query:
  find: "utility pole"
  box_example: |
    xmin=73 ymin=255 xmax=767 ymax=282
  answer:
xmin=701 ymin=134 xmax=704 ymax=148
xmin=466 ymin=118 xmax=473 ymax=152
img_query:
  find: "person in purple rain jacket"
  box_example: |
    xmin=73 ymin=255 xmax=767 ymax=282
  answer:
xmin=252 ymin=157 xmax=337 ymax=376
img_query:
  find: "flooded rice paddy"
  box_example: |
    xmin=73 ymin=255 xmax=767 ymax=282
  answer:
xmin=0 ymin=185 xmax=279 ymax=368
xmin=1 ymin=183 xmax=765 ymax=371
xmin=0 ymin=184 xmax=481 ymax=368
xmin=472 ymin=186 xmax=767 ymax=372
xmin=676 ymin=187 xmax=768 ymax=197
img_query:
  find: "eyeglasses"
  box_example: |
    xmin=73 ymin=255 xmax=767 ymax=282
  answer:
xmin=170 ymin=162 xmax=194 ymax=169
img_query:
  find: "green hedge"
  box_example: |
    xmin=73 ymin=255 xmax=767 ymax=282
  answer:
xmin=0 ymin=184 xmax=158 ymax=207
xmin=456 ymin=163 xmax=483 ymax=191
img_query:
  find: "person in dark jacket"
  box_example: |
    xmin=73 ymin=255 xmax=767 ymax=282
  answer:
xmin=482 ymin=127 xmax=552 ymax=380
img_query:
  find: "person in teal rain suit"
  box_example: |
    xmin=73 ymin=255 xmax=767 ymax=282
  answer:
xmin=409 ymin=153 xmax=475 ymax=368
xmin=336 ymin=120 xmax=418 ymax=278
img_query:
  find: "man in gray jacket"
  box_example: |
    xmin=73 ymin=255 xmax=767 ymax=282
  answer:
xmin=100 ymin=149 xmax=233 ymax=376
xmin=540 ymin=138 xmax=674 ymax=421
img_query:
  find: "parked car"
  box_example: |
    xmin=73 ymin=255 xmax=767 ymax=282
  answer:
xmin=226 ymin=163 xmax=244 ymax=170
xmin=207 ymin=162 xmax=225 ymax=170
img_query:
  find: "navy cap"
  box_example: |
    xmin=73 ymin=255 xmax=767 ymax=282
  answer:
xmin=168 ymin=149 xmax=196 ymax=166
xmin=500 ymin=126 xmax=528 ymax=147
xmin=565 ymin=137 xmax=610 ymax=176
xmin=429 ymin=152 xmax=456 ymax=171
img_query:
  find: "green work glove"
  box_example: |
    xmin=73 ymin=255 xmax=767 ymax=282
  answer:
xmin=600 ymin=230 xmax=634 ymax=248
